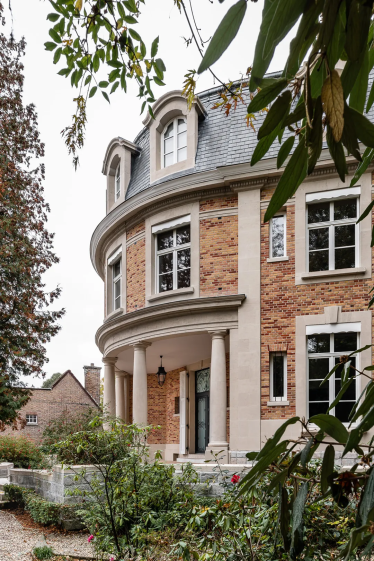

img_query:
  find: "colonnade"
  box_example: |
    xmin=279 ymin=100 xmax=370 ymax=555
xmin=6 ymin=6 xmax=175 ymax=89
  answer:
xmin=102 ymin=330 xmax=228 ymax=454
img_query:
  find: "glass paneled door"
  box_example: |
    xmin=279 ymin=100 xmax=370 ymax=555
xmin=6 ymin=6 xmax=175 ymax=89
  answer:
xmin=196 ymin=368 xmax=210 ymax=453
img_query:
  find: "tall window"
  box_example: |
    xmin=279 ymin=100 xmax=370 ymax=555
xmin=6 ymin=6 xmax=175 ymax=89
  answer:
xmin=157 ymin=225 xmax=190 ymax=292
xmin=112 ymin=259 xmax=121 ymax=310
xmin=307 ymin=198 xmax=358 ymax=272
xmin=270 ymin=353 xmax=287 ymax=401
xmin=308 ymin=331 xmax=358 ymax=422
xmin=162 ymin=118 xmax=187 ymax=168
xmin=115 ymin=163 xmax=121 ymax=200
xmin=270 ymin=214 xmax=286 ymax=258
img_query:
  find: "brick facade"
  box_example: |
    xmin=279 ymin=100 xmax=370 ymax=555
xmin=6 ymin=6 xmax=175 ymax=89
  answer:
xmin=3 ymin=371 xmax=100 ymax=442
xmin=126 ymin=222 xmax=145 ymax=312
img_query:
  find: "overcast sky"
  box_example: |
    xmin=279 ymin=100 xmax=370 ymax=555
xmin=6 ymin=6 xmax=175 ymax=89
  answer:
xmin=7 ymin=0 xmax=293 ymax=387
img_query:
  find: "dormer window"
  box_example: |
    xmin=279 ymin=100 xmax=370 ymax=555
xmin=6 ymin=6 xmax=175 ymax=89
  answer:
xmin=162 ymin=118 xmax=187 ymax=168
xmin=115 ymin=163 xmax=121 ymax=200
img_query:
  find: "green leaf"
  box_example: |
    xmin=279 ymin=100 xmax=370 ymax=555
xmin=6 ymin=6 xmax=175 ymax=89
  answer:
xmin=110 ymin=81 xmax=120 ymax=94
xmin=331 ymin=483 xmax=349 ymax=508
xmin=320 ymin=362 xmax=342 ymax=388
xmin=99 ymin=81 xmax=108 ymax=88
xmin=102 ymin=91 xmax=110 ymax=103
xmin=44 ymin=42 xmax=57 ymax=51
xmin=358 ymin=201 xmax=374 ymax=224
xmin=264 ymin=136 xmax=307 ymax=222
xmin=89 ymin=86 xmax=97 ymax=98
xmin=238 ymin=440 xmax=289 ymax=495
xmin=129 ymin=28 xmax=141 ymax=42
xmin=197 ymin=0 xmax=247 ymax=74
xmin=247 ymin=78 xmax=288 ymax=114
xmin=357 ymin=468 xmax=374 ymax=527
xmin=328 ymin=378 xmax=355 ymax=413
xmin=300 ymin=438 xmax=314 ymax=468
xmin=321 ymin=444 xmax=335 ymax=494
xmin=345 ymin=0 xmax=372 ymax=62
xmin=341 ymin=50 xmax=366 ymax=98
xmin=155 ymin=58 xmax=166 ymax=72
xmin=263 ymin=0 xmax=308 ymax=60
xmin=341 ymin=103 xmax=361 ymax=161
xmin=257 ymin=417 xmax=300 ymax=462
xmin=268 ymin=467 xmax=289 ymax=493
xmin=258 ymin=90 xmax=291 ymax=140
xmin=326 ymin=0 xmax=346 ymax=69
xmin=124 ymin=0 xmax=137 ymax=13
xmin=283 ymin=103 xmax=306 ymax=127
xmin=290 ymin=482 xmax=308 ymax=560
xmin=84 ymin=74 xmax=92 ymax=86
xmin=117 ymin=2 xmax=126 ymax=19
xmin=316 ymin=0 xmax=341 ymax=52
xmin=121 ymin=68 xmax=127 ymax=92
xmin=123 ymin=15 xmax=138 ymax=24
xmin=366 ymin=79 xmax=374 ymax=113
xmin=251 ymin=122 xmax=282 ymax=166
xmin=49 ymin=28 xmax=62 ymax=44
xmin=307 ymin=95 xmax=323 ymax=174
xmin=57 ymin=67 xmax=71 ymax=76
xmin=153 ymin=76 xmax=165 ymax=87
xmin=349 ymin=47 xmax=369 ymax=113
xmin=308 ymin=414 xmax=348 ymax=444
xmin=350 ymin=382 xmax=374 ymax=424
xmin=277 ymin=136 xmax=295 ymax=169
xmin=350 ymin=107 xmax=374 ymax=148
xmin=47 ymin=13 xmax=60 ymax=22
xmin=53 ymin=47 xmax=62 ymax=64
xmin=279 ymin=486 xmax=291 ymax=551
xmin=93 ymin=52 xmax=100 ymax=73
xmin=151 ymin=36 xmax=159 ymax=58
xmin=326 ymin=126 xmax=347 ymax=183
xmin=107 ymin=60 xmax=122 ymax=69
xmin=350 ymin=147 xmax=374 ymax=187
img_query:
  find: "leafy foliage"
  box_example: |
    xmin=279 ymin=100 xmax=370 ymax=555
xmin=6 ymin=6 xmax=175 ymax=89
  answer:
xmin=32 ymin=546 xmax=54 ymax=560
xmin=0 ymin=3 xmax=64 ymax=429
xmin=0 ymin=435 xmax=47 ymax=469
xmin=41 ymin=372 xmax=62 ymax=389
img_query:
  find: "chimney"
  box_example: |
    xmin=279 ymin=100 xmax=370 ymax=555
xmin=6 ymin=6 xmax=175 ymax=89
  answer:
xmin=83 ymin=363 xmax=101 ymax=405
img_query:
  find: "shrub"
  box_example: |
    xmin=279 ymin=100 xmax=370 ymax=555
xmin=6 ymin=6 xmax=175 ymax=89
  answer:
xmin=0 ymin=435 xmax=47 ymax=468
xmin=32 ymin=546 xmax=54 ymax=560
xmin=2 ymin=483 xmax=25 ymax=505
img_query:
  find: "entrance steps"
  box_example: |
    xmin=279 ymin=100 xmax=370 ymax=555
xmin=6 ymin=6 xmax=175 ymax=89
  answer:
xmin=177 ymin=454 xmax=206 ymax=464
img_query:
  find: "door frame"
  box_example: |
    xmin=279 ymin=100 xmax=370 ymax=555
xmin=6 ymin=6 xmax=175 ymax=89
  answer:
xmin=195 ymin=368 xmax=210 ymax=453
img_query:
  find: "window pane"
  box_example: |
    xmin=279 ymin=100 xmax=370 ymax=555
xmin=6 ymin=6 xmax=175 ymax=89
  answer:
xmin=335 ymin=247 xmax=355 ymax=269
xmin=164 ymin=136 xmax=174 ymax=155
xmin=334 ymin=332 xmax=357 ymax=353
xmin=177 ymin=248 xmax=190 ymax=269
xmin=158 ymin=231 xmax=174 ymax=250
xmin=272 ymin=355 xmax=284 ymax=398
xmin=308 ymin=334 xmax=330 ymax=353
xmin=309 ymin=380 xmax=329 ymax=401
xmin=159 ymin=252 xmax=173 ymax=274
xmin=334 ymin=199 xmax=357 ymax=220
xmin=309 ymin=228 xmax=329 ymax=250
xmin=334 ymin=356 xmax=356 ymax=379
xmin=335 ymin=379 xmax=356 ymax=400
xmin=271 ymin=216 xmax=285 ymax=257
xmin=178 ymin=268 xmax=190 ymax=288
xmin=114 ymin=279 xmax=121 ymax=299
xmin=164 ymin=152 xmax=174 ymax=167
xmin=113 ymin=261 xmax=121 ymax=278
xmin=308 ymin=202 xmax=330 ymax=223
xmin=176 ymin=225 xmax=190 ymax=245
xmin=309 ymin=402 xmax=329 ymax=417
xmin=177 ymin=130 xmax=187 ymax=149
xmin=159 ymin=273 xmax=173 ymax=292
xmin=335 ymin=224 xmax=355 ymax=248
xmin=309 ymin=250 xmax=329 ymax=271
xmin=178 ymin=118 xmax=187 ymax=133
xmin=335 ymin=401 xmax=355 ymax=423
xmin=309 ymin=357 xmax=330 ymax=379
xmin=164 ymin=122 xmax=174 ymax=138
xmin=177 ymin=146 xmax=187 ymax=162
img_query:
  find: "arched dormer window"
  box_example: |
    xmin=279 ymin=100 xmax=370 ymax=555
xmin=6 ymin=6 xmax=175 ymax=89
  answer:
xmin=162 ymin=117 xmax=187 ymax=168
xmin=115 ymin=163 xmax=121 ymax=200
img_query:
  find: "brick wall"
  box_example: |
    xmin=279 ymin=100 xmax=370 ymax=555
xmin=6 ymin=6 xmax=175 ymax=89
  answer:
xmin=2 ymin=371 xmax=99 ymax=442
xmin=126 ymin=222 xmax=145 ymax=312
xmin=84 ymin=365 xmax=101 ymax=405
xmin=260 ymin=187 xmax=374 ymax=420
xmin=200 ymin=196 xmax=238 ymax=296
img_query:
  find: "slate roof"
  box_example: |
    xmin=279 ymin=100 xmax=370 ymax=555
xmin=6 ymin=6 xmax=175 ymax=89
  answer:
xmin=126 ymin=71 xmax=374 ymax=200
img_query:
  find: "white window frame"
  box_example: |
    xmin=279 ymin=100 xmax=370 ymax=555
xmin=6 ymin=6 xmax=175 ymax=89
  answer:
xmin=161 ymin=117 xmax=187 ymax=169
xmin=307 ymin=196 xmax=359 ymax=272
xmin=115 ymin=163 xmax=121 ymax=201
xmin=307 ymin=330 xmax=359 ymax=424
xmin=112 ymin=257 xmax=122 ymax=310
xmin=26 ymin=414 xmax=38 ymax=425
xmin=270 ymin=353 xmax=287 ymax=402
xmin=270 ymin=213 xmax=286 ymax=258
xmin=156 ymin=226 xmax=191 ymax=293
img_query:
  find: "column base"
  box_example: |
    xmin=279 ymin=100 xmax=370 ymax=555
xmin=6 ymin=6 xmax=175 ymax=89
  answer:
xmin=205 ymin=443 xmax=229 ymax=464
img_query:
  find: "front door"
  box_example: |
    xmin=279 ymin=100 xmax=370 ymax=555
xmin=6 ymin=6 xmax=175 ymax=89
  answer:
xmin=195 ymin=368 xmax=210 ymax=453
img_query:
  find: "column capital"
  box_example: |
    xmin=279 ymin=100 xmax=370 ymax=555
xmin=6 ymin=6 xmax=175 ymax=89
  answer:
xmin=102 ymin=356 xmax=118 ymax=366
xmin=208 ymin=330 xmax=227 ymax=340
xmin=131 ymin=340 xmax=152 ymax=351
xmin=115 ymin=369 xmax=129 ymax=378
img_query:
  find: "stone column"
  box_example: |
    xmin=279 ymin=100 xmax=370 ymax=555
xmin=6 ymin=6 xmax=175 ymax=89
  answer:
xmin=207 ymin=331 xmax=228 ymax=462
xmin=123 ymin=374 xmax=129 ymax=424
xmin=132 ymin=342 xmax=151 ymax=425
xmin=103 ymin=357 xmax=117 ymax=423
xmin=115 ymin=371 xmax=127 ymax=420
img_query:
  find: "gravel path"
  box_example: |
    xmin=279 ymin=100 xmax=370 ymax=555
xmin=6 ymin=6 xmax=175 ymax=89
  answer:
xmin=0 ymin=510 xmax=95 ymax=560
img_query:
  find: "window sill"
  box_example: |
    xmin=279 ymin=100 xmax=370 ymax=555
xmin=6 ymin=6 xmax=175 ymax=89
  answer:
xmin=104 ymin=308 xmax=124 ymax=322
xmin=147 ymin=286 xmax=194 ymax=303
xmin=267 ymin=401 xmax=289 ymax=407
xmin=26 ymin=424 xmax=38 ymax=426
xmin=301 ymin=267 xmax=366 ymax=280
xmin=267 ymin=256 xmax=289 ymax=263
xmin=173 ymin=414 xmax=180 ymax=417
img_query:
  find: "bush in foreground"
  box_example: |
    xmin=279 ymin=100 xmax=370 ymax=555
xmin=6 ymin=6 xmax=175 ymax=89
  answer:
xmin=0 ymin=435 xmax=47 ymax=469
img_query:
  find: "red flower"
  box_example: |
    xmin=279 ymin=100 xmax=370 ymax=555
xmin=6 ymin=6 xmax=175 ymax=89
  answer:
xmin=231 ymin=474 xmax=240 ymax=484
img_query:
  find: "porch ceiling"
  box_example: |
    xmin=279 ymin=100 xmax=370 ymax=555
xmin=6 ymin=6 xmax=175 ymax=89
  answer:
xmin=115 ymin=332 xmax=229 ymax=374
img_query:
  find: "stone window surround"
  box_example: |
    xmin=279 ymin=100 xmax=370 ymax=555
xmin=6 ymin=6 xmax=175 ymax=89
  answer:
xmin=294 ymin=173 xmax=372 ymax=284
xmin=102 ymin=138 xmax=140 ymax=214
xmin=268 ymin=352 xmax=288 ymax=406
xmin=267 ymin=207 xmax=288 ymax=263
xmin=295 ymin=307 xmax=372 ymax=423
xmin=145 ymin=201 xmax=200 ymax=306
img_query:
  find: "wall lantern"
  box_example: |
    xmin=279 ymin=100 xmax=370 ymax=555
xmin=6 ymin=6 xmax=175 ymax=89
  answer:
xmin=157 ymin=355 xmax=167 ymax=387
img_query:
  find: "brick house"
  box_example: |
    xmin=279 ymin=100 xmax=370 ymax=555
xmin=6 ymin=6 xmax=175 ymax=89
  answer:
xmin=4 ymin=365 xmax=101 ymax=442
xmin=90 ymin=82 xmax=374 ymax=463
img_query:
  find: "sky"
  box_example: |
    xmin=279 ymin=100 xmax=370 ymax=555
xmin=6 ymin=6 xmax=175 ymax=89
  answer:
xmin=6 ymin=0 xmax=294 ymax=387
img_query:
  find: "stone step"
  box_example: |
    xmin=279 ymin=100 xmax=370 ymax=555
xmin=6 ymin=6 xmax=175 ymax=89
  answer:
xmin=177 ymin=455 xmax=206 ymax=464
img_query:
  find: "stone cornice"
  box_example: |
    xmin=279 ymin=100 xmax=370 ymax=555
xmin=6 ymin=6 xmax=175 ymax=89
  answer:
xmin=97 ymin=294 xmax=246 ymax=354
